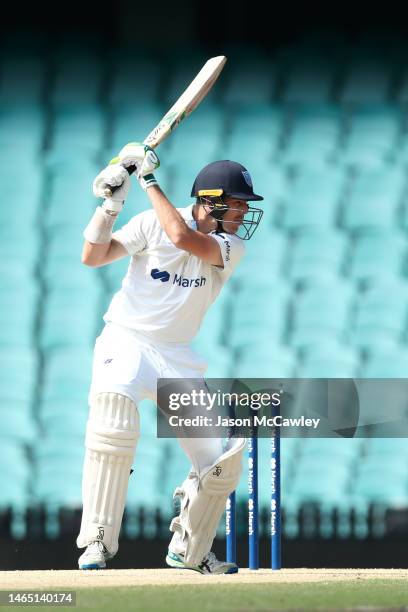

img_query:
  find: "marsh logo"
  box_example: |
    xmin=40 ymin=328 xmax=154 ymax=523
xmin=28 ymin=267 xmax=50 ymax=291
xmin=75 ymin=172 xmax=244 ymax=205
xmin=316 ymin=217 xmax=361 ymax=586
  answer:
xmin=151 ymin=268 xmax=206 ymax=288
xmin=174 ymin=273 xmax=206 ymax=288
xmin=151 ymin=268 xmax=170 ymax=282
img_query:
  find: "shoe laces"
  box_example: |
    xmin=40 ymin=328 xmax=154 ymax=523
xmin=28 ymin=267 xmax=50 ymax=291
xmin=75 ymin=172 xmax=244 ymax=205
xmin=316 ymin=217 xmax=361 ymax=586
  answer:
xmin=202 ymin=551 xmax=218 ymax=567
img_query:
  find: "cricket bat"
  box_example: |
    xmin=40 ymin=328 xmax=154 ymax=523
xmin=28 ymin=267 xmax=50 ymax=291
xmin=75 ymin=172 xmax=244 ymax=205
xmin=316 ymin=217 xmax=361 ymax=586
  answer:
xmin=104 ymin=55 xmax=227 ymax=197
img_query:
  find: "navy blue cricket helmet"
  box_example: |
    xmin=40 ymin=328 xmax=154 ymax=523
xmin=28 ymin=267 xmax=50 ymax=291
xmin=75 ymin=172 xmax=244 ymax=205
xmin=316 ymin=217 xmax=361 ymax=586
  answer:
xmin=191 ymin=160 xmax=264 ymax=239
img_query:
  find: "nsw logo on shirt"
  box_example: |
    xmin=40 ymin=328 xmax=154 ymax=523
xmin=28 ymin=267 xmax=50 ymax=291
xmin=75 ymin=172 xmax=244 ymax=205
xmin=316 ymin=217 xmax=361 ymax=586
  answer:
xmin=150 ymin=268 xmax=206 ymax=288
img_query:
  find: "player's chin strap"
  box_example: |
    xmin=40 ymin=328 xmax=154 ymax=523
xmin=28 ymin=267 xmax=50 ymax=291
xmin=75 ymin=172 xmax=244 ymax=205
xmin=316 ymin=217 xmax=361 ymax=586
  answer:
xmin=198 ymin=194 xmax=228 ymax=234
xmin=197 ymin=193 xmax=263 ymax=240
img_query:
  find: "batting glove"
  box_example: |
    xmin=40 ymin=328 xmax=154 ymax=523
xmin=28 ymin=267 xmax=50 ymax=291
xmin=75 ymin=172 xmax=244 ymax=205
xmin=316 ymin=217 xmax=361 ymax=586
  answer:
xmin=116 ymin=142 xmax=160 ymax=191
xmin=92 ymin=163 xmax=131 ymax=214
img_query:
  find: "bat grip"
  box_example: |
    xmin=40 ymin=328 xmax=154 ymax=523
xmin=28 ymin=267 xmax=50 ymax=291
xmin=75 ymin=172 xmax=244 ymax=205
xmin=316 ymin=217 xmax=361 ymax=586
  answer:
xmin=103 ymin=164 xmax=137 ymax=198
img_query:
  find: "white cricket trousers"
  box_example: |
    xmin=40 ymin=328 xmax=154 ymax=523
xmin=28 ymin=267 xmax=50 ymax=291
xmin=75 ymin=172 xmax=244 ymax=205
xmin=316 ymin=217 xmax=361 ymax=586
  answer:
xmin=88 ymin=322 xmax=224 ymax=471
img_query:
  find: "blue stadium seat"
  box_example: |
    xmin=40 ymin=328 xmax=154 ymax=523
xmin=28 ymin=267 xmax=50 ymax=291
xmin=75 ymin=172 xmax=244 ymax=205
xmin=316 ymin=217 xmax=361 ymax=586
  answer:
xmin=236 ymin=345 xmax=296 ymax=377
xmin=111 ymin=103 xmax=165 ymax=153
xmin=226 ymin=132 xmax=275 ymax=166
xmin=233 ymin=231 xmax=286 ymax=283
xmin=223 ymin=57 xmax=276 ymax=104
xmin=0 ymin=443 xmax=30 ymax=521
xmin=342 ymin=168 xmax=404 ymax=229
xmin=348 ymin=230 xmax=405 ymax=283
xmin=35 ymin=447 xmax=84 ymax=508
xmin=0 ymin=256 xmax=38 ymax=284
xmin=41 ymin=408 xmax=88 ymax=438
xmin=300 ymin=437 xmax=363 ymax=461
xmin=168 ymin=135 xmax=221 ymax=170
xmin=250 ymin=166 xmax=288 ymax=222
xmin=288 ymin=463 xmax=351 ymax=507
xmin=1 ymin=160 xmax=43 ymax=225
xmin=290 ymin=280 xmax=353 ymax=350
xmin=281 ymin=59 xmax=335 ymax=104
xmin=45 ymin=226 xmax=89 ymax=263
xmin=0 ymin=347 xmax=37 ymax=400
xmin=350 ymin=277 xmax=408 ymax=351
xmin=339 ymin=105 xmax=400 ymax=167
xmin=286 ymin=228 xmax=346 ymax=283
xmin=0 ymin=105 xmax=45 ymax=156
xmin=1 ymin=442 xmax=31 ymax=479
xmin=51 ymin=59 xmax=104 ymax=106
xmin=47 ymin=281 xmax=101 ymax=306
xmin=352 ymin=464 xmax=408 ymax=506
xmin=50 ymin=105 xmax=106 ymax=155
xmin=0 ymin=58 xmax=45 ymax=104
xmin=229 ymin=317 xmax=288 ymax=352
xmin=361 ymin=348 xmax=408 ymax=377
xmin=362 ymin=456 xmax=408 ymax=477
xmin=339 ymin=60 xmax=392 ymax=104
xmin=110 ymin=59 xmax=161 ymax=106
xmin=46 ymin=183 xmax=98 ymax=230
xmin=281 ymin=129 xmax=337 ymax=168
xmin=0 ymin=285 xmax=36 ymax=347
xmin=395 ymin=66 xmax=408 ymax=103
xmin=166 ymin=181 xmax=198 ymax=210
xmin=0 ymin=228 xmax=40 ymax=265
xmin=228 ymin=282 xmax=290 ymax=349
xmin=35 ymin=436 xmax=86 ymax=463
xmin=165 ymin=52 xmax=218 ymax=104
xmin=43 ymin=262 xmax=102 ymax=295
xmin=281 ymin=168 xmax=343 ymax=229
xmin=41 ymin=348 xmax=93 ymax=402
xmin=297 ymin=344 xmax=359 ymax=377
xmin=40 ymin=305 xmax=97 ymax=349
xmin=229 ymin=104 xmax=283 ymax=153
xmin=0 ymin=407 xmax=37 ymax=443
xmin=366 ymin=438 xmax=408 ymax=459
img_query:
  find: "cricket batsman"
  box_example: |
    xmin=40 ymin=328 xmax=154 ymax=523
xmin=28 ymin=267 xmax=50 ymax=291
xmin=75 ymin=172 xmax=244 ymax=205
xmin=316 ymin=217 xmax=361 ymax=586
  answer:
xmin=76 ymin=143 xmax=264 ymax=573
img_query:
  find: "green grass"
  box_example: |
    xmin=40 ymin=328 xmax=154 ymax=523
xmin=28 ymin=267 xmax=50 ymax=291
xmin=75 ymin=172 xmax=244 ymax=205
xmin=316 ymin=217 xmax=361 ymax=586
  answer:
xmin=70 ymin=580 xmax=408 ymax=611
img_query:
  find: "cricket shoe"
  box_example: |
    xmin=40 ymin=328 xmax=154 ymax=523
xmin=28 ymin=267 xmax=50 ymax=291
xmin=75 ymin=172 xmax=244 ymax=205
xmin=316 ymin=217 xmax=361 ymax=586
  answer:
xmin=78 ymin=541 xmax=113 ymax=570
xmin=166 ymin=550 xmax=238 ymax=574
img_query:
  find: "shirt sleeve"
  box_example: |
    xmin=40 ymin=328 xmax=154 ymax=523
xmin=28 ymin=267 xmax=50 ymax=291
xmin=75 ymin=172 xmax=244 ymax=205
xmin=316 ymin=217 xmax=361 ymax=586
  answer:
xmin=210 ymin=232 xmax=245 ymax=277
xmin=112 ymin=214 xmax=147 ymax=256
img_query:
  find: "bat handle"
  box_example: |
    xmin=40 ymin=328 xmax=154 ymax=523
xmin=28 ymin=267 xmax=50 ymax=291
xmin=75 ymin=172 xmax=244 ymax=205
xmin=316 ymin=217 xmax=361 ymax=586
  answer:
xmin=103 ymin=164 xmax=137 ymax=198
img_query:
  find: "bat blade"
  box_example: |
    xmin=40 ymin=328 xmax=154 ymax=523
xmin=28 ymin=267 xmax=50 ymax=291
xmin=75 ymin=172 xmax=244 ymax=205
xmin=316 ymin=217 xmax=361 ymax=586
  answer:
xmin=103 ymin=56 xmax=227 ymax=197
xmin=143 ymin=55 xmax=227 ymax=148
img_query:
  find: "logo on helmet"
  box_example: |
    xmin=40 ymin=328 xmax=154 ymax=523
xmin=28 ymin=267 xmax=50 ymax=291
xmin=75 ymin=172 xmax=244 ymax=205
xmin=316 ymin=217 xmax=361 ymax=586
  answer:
xmin=242 ymin=170 xmax=253 ymax=187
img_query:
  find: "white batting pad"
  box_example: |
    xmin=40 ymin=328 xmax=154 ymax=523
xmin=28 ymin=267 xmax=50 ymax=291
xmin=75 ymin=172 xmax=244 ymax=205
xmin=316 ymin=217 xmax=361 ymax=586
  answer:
xmin=169 ymin=437 xmax=245 ymax=566
xmin=77 ymin=393 xmax=140 ymax=556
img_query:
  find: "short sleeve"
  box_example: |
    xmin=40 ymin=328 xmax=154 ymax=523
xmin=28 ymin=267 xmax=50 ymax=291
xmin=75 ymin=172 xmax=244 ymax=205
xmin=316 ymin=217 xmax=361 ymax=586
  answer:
xmin=112 ymin=214 xmax=147 ymax=256
xmin=210 ymin=232 xmax=245 ymax=277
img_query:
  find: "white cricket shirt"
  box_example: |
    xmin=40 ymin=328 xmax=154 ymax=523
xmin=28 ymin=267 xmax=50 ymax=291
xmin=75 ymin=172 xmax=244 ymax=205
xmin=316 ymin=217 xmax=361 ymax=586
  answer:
xmin=104 ymin=204 xmax=245 ymax=342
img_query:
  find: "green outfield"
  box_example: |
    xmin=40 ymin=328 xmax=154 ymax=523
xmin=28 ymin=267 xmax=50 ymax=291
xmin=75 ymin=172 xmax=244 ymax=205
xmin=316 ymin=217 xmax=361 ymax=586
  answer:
xmin=1 ymin=569 xmax=408 ymax=611
xmin=69 ymin=580 xmax=408 ymax=611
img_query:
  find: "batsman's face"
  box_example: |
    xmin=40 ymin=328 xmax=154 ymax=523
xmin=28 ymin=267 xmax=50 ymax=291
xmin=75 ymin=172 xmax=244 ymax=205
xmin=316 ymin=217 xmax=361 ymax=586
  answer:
xmin=222 ymin=198 xmax=249 ymax=233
